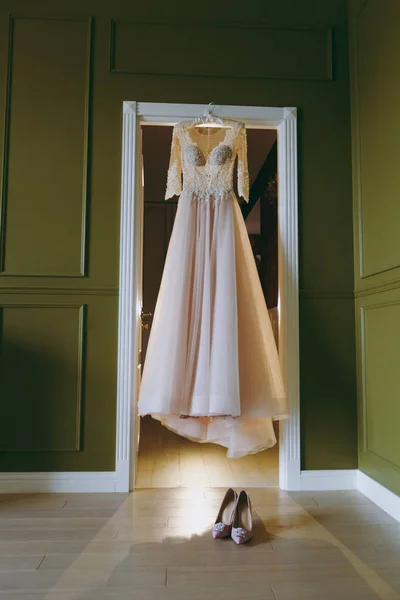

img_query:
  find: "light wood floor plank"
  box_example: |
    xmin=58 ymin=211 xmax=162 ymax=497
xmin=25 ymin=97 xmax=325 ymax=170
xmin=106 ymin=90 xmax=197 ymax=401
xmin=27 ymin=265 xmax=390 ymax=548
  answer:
xmin=136 ymin=416 xmax=279 ymax=488
xmin=0 ymin=487 xmax=399 ymax=599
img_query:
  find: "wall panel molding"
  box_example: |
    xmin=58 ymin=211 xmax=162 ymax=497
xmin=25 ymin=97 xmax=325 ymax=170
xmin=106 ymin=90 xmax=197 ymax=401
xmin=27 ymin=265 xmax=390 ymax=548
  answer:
xmin=0 ymin=15 xmax=14 ymax=275
xmin=359 ymin=299 xmax=400 ymax=474
xmin=110 ymin=20 xmax=333 ymax=81
xmin=351 ymin=0 xmax=400 ymax=282
xmin=0 ymin=303 xmax=86 ymax=452
xmin=350 ymin=0 xmax=400 ymax=498
xmin=0 ymin=286 xmax=118 ymax=296
xmin=0 ymin=16 xmax=93 ymax=277
xmin=355 ymin=278 xmax=400 ymax=298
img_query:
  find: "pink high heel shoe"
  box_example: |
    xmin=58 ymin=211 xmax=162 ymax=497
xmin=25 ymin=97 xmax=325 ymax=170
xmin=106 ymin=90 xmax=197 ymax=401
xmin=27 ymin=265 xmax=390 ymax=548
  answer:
xmin=212 ymin=488 xmax=237 ymax=539
xmin=231 ymin=490 xmax=253 ymax=544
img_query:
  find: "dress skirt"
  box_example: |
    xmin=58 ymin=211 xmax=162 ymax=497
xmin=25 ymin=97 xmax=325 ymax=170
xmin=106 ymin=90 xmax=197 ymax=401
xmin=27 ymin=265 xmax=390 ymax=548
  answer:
xmin=137 ymin=190 xmax=287 ymax=458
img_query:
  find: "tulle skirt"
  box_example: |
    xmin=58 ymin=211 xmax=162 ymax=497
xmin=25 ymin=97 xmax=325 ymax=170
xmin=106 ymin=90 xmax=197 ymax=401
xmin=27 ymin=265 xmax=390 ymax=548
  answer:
xmin=137 ymin=190 xmax=288 ymax=458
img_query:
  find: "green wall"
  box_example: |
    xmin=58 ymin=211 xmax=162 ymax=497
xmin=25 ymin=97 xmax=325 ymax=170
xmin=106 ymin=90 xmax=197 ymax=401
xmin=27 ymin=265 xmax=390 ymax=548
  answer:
xmin=349 ymin=0 xmax=400 ymax=494
xmin=0 ymin=0 xmax=357 ymax=472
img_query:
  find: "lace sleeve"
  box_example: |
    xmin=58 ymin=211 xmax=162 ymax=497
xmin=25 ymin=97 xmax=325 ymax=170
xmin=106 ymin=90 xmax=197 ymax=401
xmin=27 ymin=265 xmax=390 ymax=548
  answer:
xmin=165 ymin=126 xmax=182 ymax=199
xmin=237 ymin=126 xmax=249 ymax=202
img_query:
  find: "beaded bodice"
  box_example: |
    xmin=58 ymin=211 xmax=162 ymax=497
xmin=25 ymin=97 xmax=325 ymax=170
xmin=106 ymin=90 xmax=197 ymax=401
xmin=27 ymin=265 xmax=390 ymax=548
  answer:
xmin=165 ymin=119 xmax=249 ymax=202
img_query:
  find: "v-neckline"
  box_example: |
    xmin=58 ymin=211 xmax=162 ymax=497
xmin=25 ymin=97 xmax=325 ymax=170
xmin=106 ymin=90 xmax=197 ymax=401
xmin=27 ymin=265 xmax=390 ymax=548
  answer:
xmin=183 ymin=123 xmax=233 ymax=157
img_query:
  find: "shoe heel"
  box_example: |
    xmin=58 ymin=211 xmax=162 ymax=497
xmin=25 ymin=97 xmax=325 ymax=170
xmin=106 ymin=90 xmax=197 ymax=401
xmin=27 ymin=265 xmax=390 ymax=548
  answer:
xmin=212 ymin=488 xmax=237 ymax=539
xmin=231 ymin=490 xmax=253 ymax=544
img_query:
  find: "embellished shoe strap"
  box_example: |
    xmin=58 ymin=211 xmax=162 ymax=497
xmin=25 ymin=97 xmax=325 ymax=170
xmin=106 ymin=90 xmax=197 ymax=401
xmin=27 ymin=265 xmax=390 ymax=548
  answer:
xmin=213 ymin=522 xmax=226 ymax=533
xmin=232 ymin=527 xmax=247 ymax=538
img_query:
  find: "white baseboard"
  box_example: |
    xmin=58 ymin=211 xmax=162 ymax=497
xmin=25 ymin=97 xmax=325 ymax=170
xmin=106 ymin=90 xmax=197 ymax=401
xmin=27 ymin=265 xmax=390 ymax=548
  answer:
xmin=0 ymin=469 xmax=357 ymax=494
xmin=0 ymin=472 xmax=117 ymax=493
xmin=300 ymin=469 xmax=358 ymax=491
xmin=357 ymin=470 xmax=400 ymax=523
xmin=0 ymin=468 xmax=399 ymax=523
xmin=299 ymin=469 xmax=400 ymax=524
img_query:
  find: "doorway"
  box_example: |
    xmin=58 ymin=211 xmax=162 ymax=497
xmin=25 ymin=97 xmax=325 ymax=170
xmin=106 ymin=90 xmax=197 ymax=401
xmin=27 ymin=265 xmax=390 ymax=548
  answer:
xmin=137 ymin=125 xmax=280 ymax=488
xmin=116 ymin=102 xmax=300 ymax=492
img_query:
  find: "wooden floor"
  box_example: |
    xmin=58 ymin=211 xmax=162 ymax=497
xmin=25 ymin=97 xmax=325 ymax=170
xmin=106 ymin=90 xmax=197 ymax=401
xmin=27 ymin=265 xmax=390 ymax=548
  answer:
xmin=1 ymin=488 xmax=400 ymax=599
xmin=136 ymin=416 xmax=279 ymax=488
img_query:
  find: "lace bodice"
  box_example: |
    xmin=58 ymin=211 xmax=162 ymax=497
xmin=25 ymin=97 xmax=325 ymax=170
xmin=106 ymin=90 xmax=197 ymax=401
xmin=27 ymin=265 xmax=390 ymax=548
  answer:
xmin=165 ymin=119 xmax=249 ymax=202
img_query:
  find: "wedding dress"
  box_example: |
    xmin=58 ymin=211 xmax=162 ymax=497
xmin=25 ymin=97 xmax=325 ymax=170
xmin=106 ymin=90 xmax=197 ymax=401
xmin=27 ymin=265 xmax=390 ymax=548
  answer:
xmin=137 ymin=118 xmax=288 ymax=458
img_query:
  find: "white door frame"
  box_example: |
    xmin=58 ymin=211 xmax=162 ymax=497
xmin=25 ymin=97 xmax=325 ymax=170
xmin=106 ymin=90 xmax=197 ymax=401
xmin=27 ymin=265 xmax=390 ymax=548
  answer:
xmin=115 ymin=101 xmax=300 ymax=492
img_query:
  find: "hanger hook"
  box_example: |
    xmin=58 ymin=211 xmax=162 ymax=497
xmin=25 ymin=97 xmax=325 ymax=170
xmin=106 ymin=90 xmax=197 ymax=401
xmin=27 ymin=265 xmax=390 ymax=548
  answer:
xmin=204 ymin=102 xmax=216 ymax=117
